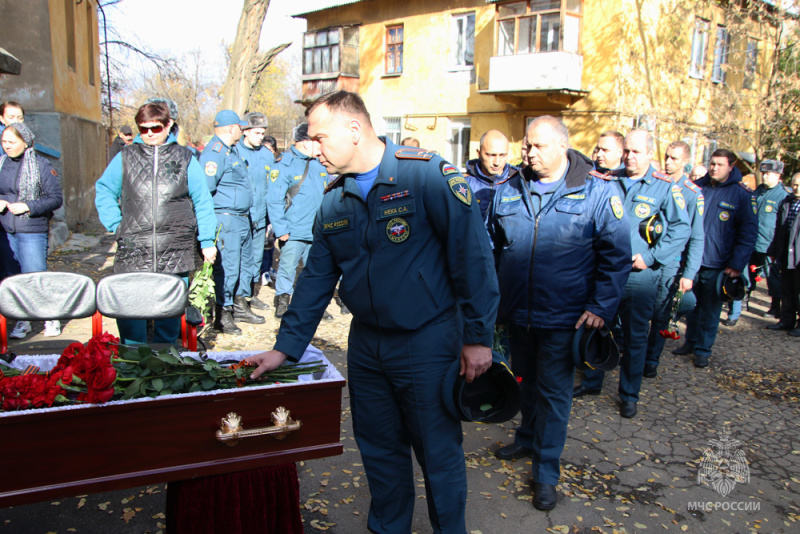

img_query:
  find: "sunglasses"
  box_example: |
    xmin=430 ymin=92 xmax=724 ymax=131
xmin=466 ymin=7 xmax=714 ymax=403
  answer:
xmin=138 ymin=124 xmax=165 ymax=134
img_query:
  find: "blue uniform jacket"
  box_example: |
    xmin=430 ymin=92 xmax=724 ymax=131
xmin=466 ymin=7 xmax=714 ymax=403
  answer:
xmin=199 ymin=135 xmax=252 ymax=214
xmin=266 ymin=146 xmax=328 ymax=242
xmin=273 ymin=138 xmax=500 ymax=361
xmin=488 ymin=149 xmax=631 ymax=328
xmin=673 ymin=175 xmax=705 ymax=281
xmin=464 ymin=159 xmax=519 ymax=221
xmin=754 ymin=182 xmax=789 ymax=253
xmin=237 ymin=139 xmax=275 ymax=230
xmin=608 ymin=165 xmax=691 ymax=268
xmin=694 ymin=168 xmax=758 ymax=272
xmin=95 ymin=135 xmax=217 ymax=249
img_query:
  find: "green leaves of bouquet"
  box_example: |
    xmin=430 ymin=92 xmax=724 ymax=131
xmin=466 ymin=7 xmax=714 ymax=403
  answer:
xmin=188 ymin=224 xmax=222 ymax=322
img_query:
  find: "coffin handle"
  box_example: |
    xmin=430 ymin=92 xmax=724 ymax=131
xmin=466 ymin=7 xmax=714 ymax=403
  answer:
xmin=216 ymin=407 xmax=302 ymax=446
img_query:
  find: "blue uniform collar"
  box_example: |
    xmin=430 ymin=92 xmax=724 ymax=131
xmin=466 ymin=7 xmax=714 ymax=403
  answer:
xmin=337 ymin=137 xmax=400 ymax=201
xmin=593 ymin=161 xmax=624 ymax=174
xmin=695 ymin=166 xmax=744 ymax=188
xmin=237 ymin=138 xmax=263 ymax=153
xmin=466 ymin=159 xmax=512 ymax=185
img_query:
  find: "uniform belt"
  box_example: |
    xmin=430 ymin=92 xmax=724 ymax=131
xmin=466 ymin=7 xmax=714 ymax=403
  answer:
xmin=217 ymin=212 xmax=249 ymax=217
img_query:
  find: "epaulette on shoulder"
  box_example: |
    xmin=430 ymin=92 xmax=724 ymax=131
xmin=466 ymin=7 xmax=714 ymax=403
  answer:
xmin=683 ymin=179 xmax=701 ymax=193
xmin=395 ymin=147 xmax=434 ymax=161
xmin=653 ymin=170 xmax=671 ymax=182
xmin=738 ymin=182 xmax=754 ymax=193
xmin=589 ymin=170 xmax=614 ymax=181
xmin=324 ymin=174 xmax=344 ymax=194
xmin=212 ymin=142 xmax=223 ymax=153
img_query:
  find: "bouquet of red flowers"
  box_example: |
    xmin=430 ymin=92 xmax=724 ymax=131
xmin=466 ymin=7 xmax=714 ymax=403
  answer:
xmin=659 ymin=290 xmax=685 ymax=340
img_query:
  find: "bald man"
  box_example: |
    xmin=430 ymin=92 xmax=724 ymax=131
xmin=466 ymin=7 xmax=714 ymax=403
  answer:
xmin=465 ymin=129 xmax=519 ymax=220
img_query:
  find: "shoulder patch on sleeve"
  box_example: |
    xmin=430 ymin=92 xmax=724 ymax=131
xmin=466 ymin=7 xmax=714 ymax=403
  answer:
xmin=653 ymin=171 xmax=672 ymax=182
xmin=395 ymin=147 xmax=434 ymax=161
xmin=589 ymin=170 xmax=613 ymax=181
xmin=212 ymin=142 xmax=223 ymax=153
xmin=739 ymin=182 xmax=754 ymax=193
xmin=610 ymin=195 xmax=624 ymax=219
xmin=447 ymin=176 xmax=472 ymax=206
xmin=672 ymin=186 xmax=686 ymax=210
xmin=439 ymin=160 xmax=460 ymax=176
xmin=324 ymin=174 xmax=344 ymax=193
xmin=683 ymin=179 xmax=701 ymax=194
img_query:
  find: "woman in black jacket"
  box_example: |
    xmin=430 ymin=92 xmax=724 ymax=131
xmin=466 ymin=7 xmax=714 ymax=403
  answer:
xmin=0 ymin=122 xmax=63 ymax=339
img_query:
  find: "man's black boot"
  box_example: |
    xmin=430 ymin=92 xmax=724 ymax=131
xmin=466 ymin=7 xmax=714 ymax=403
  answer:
xmin=214 ymin=304 xmax=242 ymax=335
xmin=334 ymin=291 xmax=350 ymax=315
xmin=766 ymin=298 xmax=781 ymax=318
xmin=249 ymin=281 xmax=270 ymax=310
xmin=275 ymin=294 xmax=290 ymax=318
xmin=232 ymin=296 xmax=266 ymax=324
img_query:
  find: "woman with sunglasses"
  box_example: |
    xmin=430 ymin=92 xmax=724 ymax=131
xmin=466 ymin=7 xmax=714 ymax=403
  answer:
xmin=0 ymin=122 xmax=64 ymax=339
xmin=95 ymin=101 xmax=217 ymax=345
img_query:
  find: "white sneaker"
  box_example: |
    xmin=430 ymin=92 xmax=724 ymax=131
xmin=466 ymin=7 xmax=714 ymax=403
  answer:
xmin=9 ymin=321 xmax=31 ymax=339
xmin=43 ymin=320 xmax=61 ymax=337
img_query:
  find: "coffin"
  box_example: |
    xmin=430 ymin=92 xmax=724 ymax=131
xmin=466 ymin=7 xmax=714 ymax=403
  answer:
xmin=0 ymin=347 xmax=345 ymax=507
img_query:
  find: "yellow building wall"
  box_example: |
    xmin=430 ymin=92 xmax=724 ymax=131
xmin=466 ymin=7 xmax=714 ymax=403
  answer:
xmin=48 ymin=0 xmax=102 ymax=122
xmin=304 ymin=0 xmax=775 ymax=168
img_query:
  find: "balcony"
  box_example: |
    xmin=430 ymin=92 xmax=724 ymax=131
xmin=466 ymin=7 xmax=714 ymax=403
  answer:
xmin=481 ymin=52 xmax=587 ymax=108
xmin=298 ymin=74 xmax=359 ymax=105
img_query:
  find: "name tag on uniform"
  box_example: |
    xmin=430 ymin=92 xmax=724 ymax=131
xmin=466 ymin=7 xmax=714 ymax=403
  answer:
xmin=634 ymin=195 xmax=656 ymax=204
xmin=500 ymin=195 xmax=521 ymax=203
xmin=564 ymin=193 xmax=585 ymax=200
xmin=323 ymin=218 xmax=351 ymax=233
xmin=378 ymin=200 xmax=415 ymax=220
xmin=719 ymin=201 xmax=735 ymax=209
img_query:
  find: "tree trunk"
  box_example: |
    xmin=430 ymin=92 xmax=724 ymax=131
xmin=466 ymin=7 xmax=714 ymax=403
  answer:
xmin=220 ymin=0 xmax=292 ymax=114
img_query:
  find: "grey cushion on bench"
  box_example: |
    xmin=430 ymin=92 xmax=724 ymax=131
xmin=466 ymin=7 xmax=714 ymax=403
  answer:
xmin=96 ymin=272 xmax=187 ymax=320
xmin=0 ymin=272 xmax=97 ymax=321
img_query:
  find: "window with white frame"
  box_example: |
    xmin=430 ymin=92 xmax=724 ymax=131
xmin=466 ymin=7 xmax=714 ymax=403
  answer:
xmin=384 ymin=117 xmax=401 ymax=144
xmin=744 ymin=39 xmax=758 ymax=89
xmin=447 ymin=118 xmax=471 ymax=170
xmin=711 ymin=26 xmax=730 ymax=84
xmin=451 ymin=12 xmax=475 ymax=67
xmin=496 ymin=0 xmax=582 ymax=56
xmin=689 ymin=18 xmax=709 ymax=79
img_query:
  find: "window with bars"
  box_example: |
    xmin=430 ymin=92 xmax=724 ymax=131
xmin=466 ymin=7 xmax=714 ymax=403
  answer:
xmin=689 ymin=18 xmax=709 ymax=79
xmin=386 ymin=25 xmax=404 ymax=74
xmin=384 ymin=117 xmax=401 ymax=144
xmin=711 ymin=26 xmax=730 ymax=84
xmin=496 ymin=0 xmax=582 ymax=56
xmin=744 ymin=39 xmax=758 ymax=89
xmin=451 ymin=12 xmax=475 ymax=67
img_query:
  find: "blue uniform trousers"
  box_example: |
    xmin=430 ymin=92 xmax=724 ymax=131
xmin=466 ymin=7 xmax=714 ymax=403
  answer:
xmin=117 ymin=275 xmax=189 ymax=345
xmin=508 ymin=325 xmax=574 ymax=486
xmin=275 ymin=240 xmax=311 ymax=297
xmin=583 ymin=268 xmax=659 ymax=402
xmin=214 ymin=214 xmax=252 ymax=306
xmin=645 ymin=261 xmax=680 ymax=368
xmin=685 ymin=267 xmax=724 ymax=358
xmin=246 ymin=226 xmax=266 ymax=286
xmin=347 ymin=311 xmax=466 ymax=534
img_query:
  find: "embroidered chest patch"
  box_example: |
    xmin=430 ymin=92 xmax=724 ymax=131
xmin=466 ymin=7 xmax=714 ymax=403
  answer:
xmin=386 ymin=217 xmax=410 ymax=243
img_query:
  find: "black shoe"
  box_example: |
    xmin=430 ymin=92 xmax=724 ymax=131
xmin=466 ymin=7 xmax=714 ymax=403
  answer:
xmin=213 ymin=305 xmax=242 ymax=335
xmin=672 ymin=343 xmax=694 ymax=355
xmin=232 ymin=296 xmax=266 ymax=324
xmin=766 ymin=299 xmax=781 ymax=318
xmin=620 ymin=401 xmax=637 ymax=418
xmin=766 ymin=321 xmax=794 ymax=331
xmin=495 ymin=443 xmax=532 ymax=461
xmin=722 ymin=318 xmax=738 ymax=327
xmin=788 ymin=327 xmax=800 ymax=337
xmin=694 ymin=354 xmax=709 ymax=368
xmin=532 ymin=482 xmax=557 ymax=511
xmin=274 ymin=294 xmax=290 ymax=318
xmin=643 ymin=365 xmax=658 ymax=378
xmin=573 ymin=385 xmax=601 ymax=398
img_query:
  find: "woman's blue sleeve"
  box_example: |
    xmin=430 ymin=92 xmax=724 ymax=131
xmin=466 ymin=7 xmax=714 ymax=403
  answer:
xmin=187 ymin=157 xmax=218 ymax=249
xmin=94 ymin=154 xmax=123 ymax=233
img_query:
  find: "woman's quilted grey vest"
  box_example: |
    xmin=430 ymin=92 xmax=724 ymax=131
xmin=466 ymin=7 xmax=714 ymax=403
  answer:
xmin=115 ymin=143 xmax=199 ymax=274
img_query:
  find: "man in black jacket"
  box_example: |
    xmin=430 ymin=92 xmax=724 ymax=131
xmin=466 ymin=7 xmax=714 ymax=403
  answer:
xmin=767 ymin=172 xmax=800 ymax=336
xmin=107 ymin=125 xmax=133 ymax=162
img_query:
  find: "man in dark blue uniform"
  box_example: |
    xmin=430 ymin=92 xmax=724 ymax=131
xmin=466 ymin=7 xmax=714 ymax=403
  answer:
xmin=767 ymin=172 xmax=800 ymax=335
xmin=724 ymin=159 xmax=789 ymax=323
xmin=489 ymin=116 xmax=631 ymax=510
xmin=576 ymin=130 xmax=691 ymax=418
xmin=592 ymin=130 xmax=625 ymax=174
xmin=200 ymin=110 xmax=264 ymax=334
xmin=644 ymin=141 xmax=704 ymax=377
xmin=237 ymin=111 xmax=274 ymax=311
xmin=266 ymin=123 xmax=329 ymax=318
xmin=674 ymin=149 xmax=757 ymax=367
xmin=464 ymin=130 xmax=518 ymax=221
xmin=246 ymin=91 xmax=499 ymax=534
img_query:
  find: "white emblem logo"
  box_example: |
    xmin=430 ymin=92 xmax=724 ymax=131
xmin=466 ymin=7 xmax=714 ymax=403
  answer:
xmin=698 ymin=428 xmax=750 ymax=497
